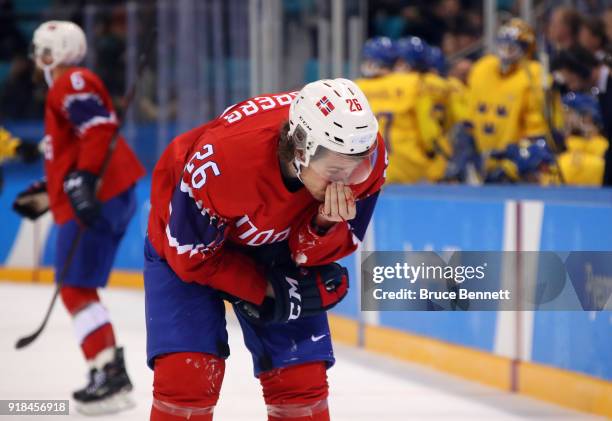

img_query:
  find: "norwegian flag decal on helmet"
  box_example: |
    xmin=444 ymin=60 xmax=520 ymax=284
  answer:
xmin=316 ymin=96 xmax=335 ymax=116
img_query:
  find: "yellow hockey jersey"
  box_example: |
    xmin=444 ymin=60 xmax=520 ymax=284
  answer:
xmin=467 ymin=55 xmax=548 ymax=152
xmin=557 ymin=135 xmax=608 ymax=186
xmin=0 ymin=127 xmax=20 ymax=163
xmin=447 ymin=76 xmax=470 ymax=127
xmin=357 ymin=72 xmax=449 ymax=183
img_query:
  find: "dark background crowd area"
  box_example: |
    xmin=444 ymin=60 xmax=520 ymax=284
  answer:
xmin=1 ymin=0 xmax=611 ymax=128
xmin=368 ymin=0 xmax=612 ymax=62
xmin=367 ymin=0 xmax=483 ymax=57
xmin=0 ymin=0 xmax=130 ymax=121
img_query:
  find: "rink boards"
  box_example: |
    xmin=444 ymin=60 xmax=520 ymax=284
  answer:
xmin=334 ymin=185 xmax=612 ymax=418
xmin=1 ymin=165 xmax=611 ymax=418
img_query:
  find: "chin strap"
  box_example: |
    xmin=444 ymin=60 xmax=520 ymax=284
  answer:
xmin=43 ymin=66 xmax=54 ymax=87
xmin=292 ymin=159 xmax=304 ymax=183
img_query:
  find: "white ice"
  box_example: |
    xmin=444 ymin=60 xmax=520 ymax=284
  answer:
xmin=0 ymin=283 xmax=601 ymax=421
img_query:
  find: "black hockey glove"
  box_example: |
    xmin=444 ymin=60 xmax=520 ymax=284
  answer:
xmin=232 ymin=262 xmax=349 ymax=325
xmin=63 ymin=170 xmax=100 ymax=227
xmin=13 ymin=179 xmax=49 ymax=220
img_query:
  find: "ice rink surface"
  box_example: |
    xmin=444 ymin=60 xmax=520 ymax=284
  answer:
xmin=0 ymin=283 xmax=601 ymax=421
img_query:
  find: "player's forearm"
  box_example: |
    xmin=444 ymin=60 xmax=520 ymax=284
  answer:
xmin=289 ymin=220 xmax=358 ymax=266
xmin=290 ymin=191 xmax=379 ymax=266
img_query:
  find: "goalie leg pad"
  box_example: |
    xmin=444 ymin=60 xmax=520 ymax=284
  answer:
xmin=260 ymin=361 xmax=330 ymax=421
xmin=150 ymin=352 xmax=225 ymax=421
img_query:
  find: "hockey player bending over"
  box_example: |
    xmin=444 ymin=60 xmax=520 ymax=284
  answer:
xmin=145 ymin=79 xmax=386 ymax=420
xmin=12 ymin=21 xmax=145 ymax=414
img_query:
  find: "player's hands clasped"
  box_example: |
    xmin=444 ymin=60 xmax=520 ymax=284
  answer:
xmin=232 ymin=262 xmax=349 ymax=325
xmin=315 ymin=182 xmax=356 ymax=228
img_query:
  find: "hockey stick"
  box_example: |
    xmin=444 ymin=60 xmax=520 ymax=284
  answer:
xmin=521 ymin=58 xmax=566 ymax=184
xmin=15 ymin=29 xmax=157 ymax=350
xmin=538 ymin=51 xmax=566 ymax=185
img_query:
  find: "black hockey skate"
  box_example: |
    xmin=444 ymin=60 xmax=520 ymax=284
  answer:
xmin=73 ymin=347 xmax=135 ymax=415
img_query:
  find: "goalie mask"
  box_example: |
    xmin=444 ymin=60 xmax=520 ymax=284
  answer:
xmin=31 ymin=21 xmax=87 ymax=86
xmin=495 ymin=18 xmax=536 ymax=72
xmin=288 ymin=79 xmax=379 ymax=185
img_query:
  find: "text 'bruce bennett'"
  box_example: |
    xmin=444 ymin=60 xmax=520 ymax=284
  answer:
xmin=372 ymin=288 xmax=512 ymax=301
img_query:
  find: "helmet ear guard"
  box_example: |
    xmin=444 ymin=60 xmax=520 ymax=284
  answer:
xmin=290 ymin=124 xmax=311 ymax=179
xmin=291 ymin=124 xmax=309 ymax=154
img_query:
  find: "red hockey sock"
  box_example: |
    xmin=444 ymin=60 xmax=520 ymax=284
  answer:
xmin=150 ymin=352 xmax=225 ymax=421
xmin=60 ymin=286 xmax=116 ymax=362
xmin=260 ymin=362 xmax=330 ymax=421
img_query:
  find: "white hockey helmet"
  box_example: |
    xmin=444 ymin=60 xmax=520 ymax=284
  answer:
xmin=288 ymin=78 xmax=379 ymax=185
xmin=32 ymin=21 xmax=87 ymax=83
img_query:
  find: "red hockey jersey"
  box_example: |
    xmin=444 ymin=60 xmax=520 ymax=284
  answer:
xmin=147 ymin=92 xmax=386 ymax=305
xmin=42 ymin=67 xmax=145 ymax=223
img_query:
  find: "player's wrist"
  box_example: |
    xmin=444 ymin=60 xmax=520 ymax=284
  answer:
xmin=63 ymin=170 xmax=100 ymax=227
xmin=311 ymin=215 xmax=336 ymax=235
